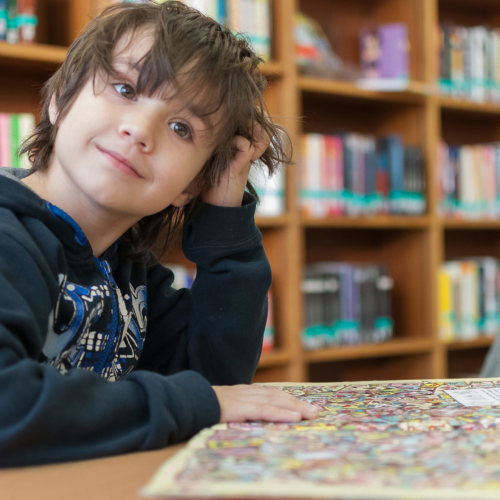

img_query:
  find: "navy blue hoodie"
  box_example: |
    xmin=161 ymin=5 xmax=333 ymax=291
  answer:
xmin=0 ymin=168 xmax=271 ymax=467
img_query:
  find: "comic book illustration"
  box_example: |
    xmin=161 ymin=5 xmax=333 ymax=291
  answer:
xmin=141 ymin=379 xmax=500 ymax=499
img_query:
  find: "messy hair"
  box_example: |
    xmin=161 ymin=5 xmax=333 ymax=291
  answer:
xmin=20 ymin=0 xmax=291 ymax=263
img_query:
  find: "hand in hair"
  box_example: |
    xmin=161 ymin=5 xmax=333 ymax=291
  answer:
xmin=212 ymin=385 xmax=319 ymax=423
xmin=202 ymin=124 xmax=270 ymax=207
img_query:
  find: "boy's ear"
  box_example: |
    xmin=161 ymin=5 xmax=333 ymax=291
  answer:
xmin=48 ymin=95 xmax=59 ymax=125
xmin=171 ymin=177 xmax=202 ymax=208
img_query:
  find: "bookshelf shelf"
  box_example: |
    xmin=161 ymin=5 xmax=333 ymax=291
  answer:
xmin=441 ymin=219 xmax=500 ymax=230
xmin=303 ymin=338 xmax=433 ymax=363
xmin=302 ymin=216 xmax=430 ymax=229
xmin=298 ymin=76 xmax=428 ymax=104
xmin=439 ymin=96 xmax=500 ymax=116
xmin=259 ymin=61 xmax=284 ymax=78
xmin=445 ymin=337 xmax=495 ymax=351
xmin=255 ymin=215 xmax=288 ymax=228
xmin=258 ymin=349 xmax=291 ymax=368
xmin=0 ymin=42 xmax=67 ymax=67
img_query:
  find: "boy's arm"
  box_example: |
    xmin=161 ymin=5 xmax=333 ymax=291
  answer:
xmin=0 ymin=232 xmax=220 ymax=466
xmin=138 ymin=192 xmax=272 ymax=385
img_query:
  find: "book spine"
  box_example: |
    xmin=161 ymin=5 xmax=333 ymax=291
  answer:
xmin=16 ymin=0 xmax=37 ymax=43
xmin=0 ymin=0 xmax=7 ymax=41
xmin=17 ymin=113 xmax=35 ymax=169
xmin=6 ymin=0 xmax=16 ymax=43
xmin=0 ymin=113 xmax=11 ymax=167
xmin=10 ymin=114 xmax=20 ymax=168
xmin=439 ymin=267 xmax=454 ymax=342
xmin=227 ymin=0 xmax=240 ymax=32
xmin=460 ymin=261 xmax=479 ymax=339
xmin=262 ymin=289 xmax=274 ymax=352
xmin=254 ymin=0 xmax=270 ymax=61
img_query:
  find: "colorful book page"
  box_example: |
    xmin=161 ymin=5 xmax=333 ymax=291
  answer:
xmin=141 ymin=378 xmax=500 ymax=499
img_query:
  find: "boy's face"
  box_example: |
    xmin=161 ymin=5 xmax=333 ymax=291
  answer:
xmin=48 ymin=31 xmax=217 ymax=220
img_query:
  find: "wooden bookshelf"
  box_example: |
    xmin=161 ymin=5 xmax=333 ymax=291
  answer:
xmin=3 ymin=0 xmax=500 ymax=383
xmin=298 ymin=76 xmax=429 ymax=104
xmin=439 ymin=96 xmax=500 ymax=115
xmin=0 ymin=41 xmax=67 ymax=66
xmin=304 ymin=338 xmax=433 ymax=363
xmin=302 ymin=215 xmax=430 ymax=229
xmin=445 ymin=337 xmax=495 ymax=351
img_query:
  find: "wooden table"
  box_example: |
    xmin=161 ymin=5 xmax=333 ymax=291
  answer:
xmin=0 ymin=444 xmax=184 ymax=500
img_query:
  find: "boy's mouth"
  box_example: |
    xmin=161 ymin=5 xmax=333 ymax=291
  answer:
xmin=97 ymin=146 xmax=142 ymax=179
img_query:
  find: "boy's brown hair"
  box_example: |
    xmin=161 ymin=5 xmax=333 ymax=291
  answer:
xmin=21 ymin=0 xmax=290 ymax=262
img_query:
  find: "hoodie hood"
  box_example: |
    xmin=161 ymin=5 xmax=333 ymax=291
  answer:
xmin=0 ymin=168 xmax=95 ymax=263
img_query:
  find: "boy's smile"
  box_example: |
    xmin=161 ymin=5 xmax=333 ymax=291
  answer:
xmin=97 ymin=145 xmax=144 ymax=179
xmin=23 ymin=31 xmax=218 ymax=256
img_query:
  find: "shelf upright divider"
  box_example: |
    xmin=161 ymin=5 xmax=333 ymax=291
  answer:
xmin=423 ymin=0 xmax=447 ymax=378
xmin=272 ymin=0 xmax=305 ymax=381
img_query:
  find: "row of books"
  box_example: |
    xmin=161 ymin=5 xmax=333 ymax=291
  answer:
xmin=302 ymin=262 xmax=394 ymax=351
xmin=117 ymin=0 xmax=271 ymax=61
xmin=0 ymin=113 xmax=35 ymax=169
xmin=0 ymin=0 xmax=37 ymax=44
xmin=299 ymin=133 xmax=426 ymax=218
xmin=437 ymin=142 xmax=500 ymax=219
xmin=440 ymin=24 xmax=500 ymax=103
xmin=439 ymin=258 xmax=500 ymax=343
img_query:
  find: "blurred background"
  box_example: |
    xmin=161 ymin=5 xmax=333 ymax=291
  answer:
xmin=2 ymin=0 xmax=500 ymax=383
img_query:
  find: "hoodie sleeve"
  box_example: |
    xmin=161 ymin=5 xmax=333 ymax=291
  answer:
xmin=0 ymin=222 xmax=220 ymax=467
xmin=137 ymin=192 xmax=272 ymax=385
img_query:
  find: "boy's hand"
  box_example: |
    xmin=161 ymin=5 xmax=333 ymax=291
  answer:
xmin=212 ymin=385 xmax=319 ymax=423
xmin=202 ymin=126 xmax=270 ymax=207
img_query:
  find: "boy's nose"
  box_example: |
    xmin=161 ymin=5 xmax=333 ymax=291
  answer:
xmin=118 ymin=120 xmax=154 ymax=153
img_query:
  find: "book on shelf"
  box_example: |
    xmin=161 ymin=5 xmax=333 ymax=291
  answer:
xmin=358 ymin=23 xmax=409 ymax=91
xmin=438 ymin=141 xmax=500 ymax=219
xmin=248 ymin=160 xmax=285 ymax=217
xmin=301 ymin=262 xmax=394 ymax=351
xmin=439 ymin=257 xmax=499 ymax=343
xmin=0 ymin=113 xmax=35 ymax=169
xmin=1 ymin=0 xmax=38 ymax=43
xmin=300 ymin=132 xmax=426 ymax=218
xmin=115 ymin=0 xmax=271 ymax=61
xmin=262 ymin=288 xmax=274 ymax=353
xmin=439 ymin=23 xmax=500 ymax=103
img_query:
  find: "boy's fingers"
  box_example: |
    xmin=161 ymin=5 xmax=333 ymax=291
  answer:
xmin=243 ymin=403 xmax=302 ymax=423
xmin=250 ymin=123 xmax=271 ymax=155
xmin=235 ymin=387 xmax=318 ymax=419
xmin=232 ymin=136 xmax=256 ymax=167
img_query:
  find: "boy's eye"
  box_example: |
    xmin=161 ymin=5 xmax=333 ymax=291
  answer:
xmin=114 ymin=83 xmax=136 ymax=100
xmin=170 ymin=122 xmax=191 ymax=139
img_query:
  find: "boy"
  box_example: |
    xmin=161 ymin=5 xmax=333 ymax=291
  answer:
xmin=0 ymin=1 xmax=317 ymax=467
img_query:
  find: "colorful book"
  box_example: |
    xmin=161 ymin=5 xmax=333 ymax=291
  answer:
xmin=378 ymin=23 xmax=409 ymax=80
xmin=262 ymin=289 xmax=274 ymax=353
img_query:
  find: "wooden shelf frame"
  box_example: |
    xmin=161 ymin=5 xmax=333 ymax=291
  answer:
xmin=444 ymin=337 xmax=495 ymax=351
xmin=304 ymin=338 xmax=433 ymax=363
xmin=3 ymin=0 xmax=500 ymax=383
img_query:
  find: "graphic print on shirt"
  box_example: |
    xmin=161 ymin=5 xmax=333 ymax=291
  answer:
xmin=41 ymin=273 xmax=147 ymax=380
